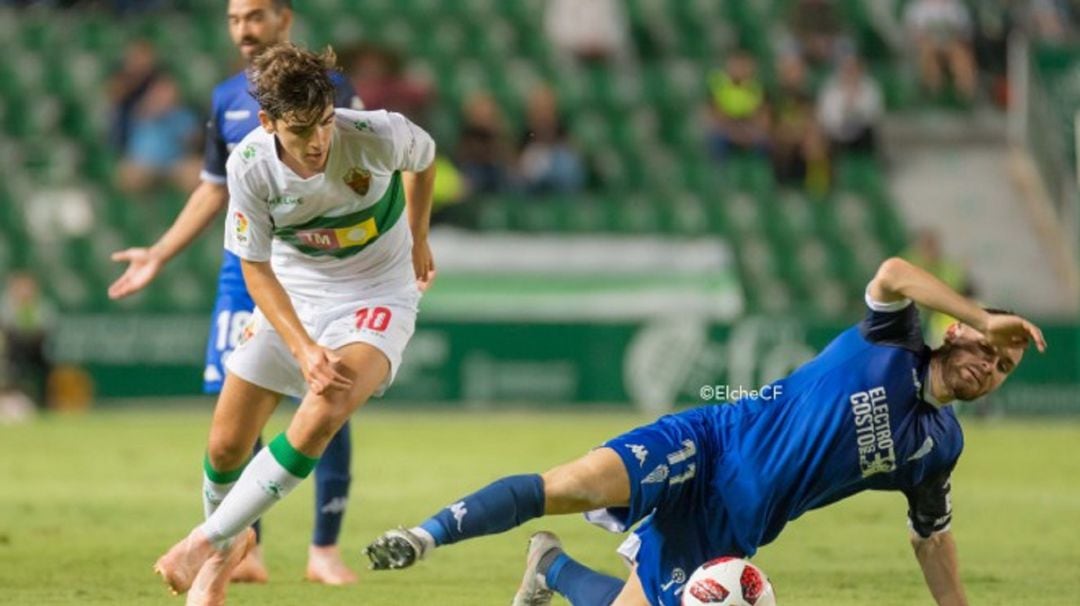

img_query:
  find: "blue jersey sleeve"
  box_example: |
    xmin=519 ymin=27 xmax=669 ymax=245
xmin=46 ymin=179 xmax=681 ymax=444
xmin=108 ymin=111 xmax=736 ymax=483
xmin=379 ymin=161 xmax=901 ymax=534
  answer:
xmin=904 ymin=468 xmax=954 ymax=538
xmin=201 ymin=94 xmax=228 ymax=183
xmin=858 ymin=291 xmax=924 ymax=352
xmin=330 ymin=71 xmax=362 ymax=109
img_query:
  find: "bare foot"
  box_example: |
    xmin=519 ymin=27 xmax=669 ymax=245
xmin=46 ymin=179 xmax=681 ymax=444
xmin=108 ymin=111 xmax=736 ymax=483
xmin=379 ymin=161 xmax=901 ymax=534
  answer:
xmin=229 ymin=544 xmax=269 ymax=584
xmin=305 ymin=544 xmax=358 ymax=586
xmin=154 ymin=528 xmax=217 ymax=595
xmin=185 ymin=529 xmax=255 ymax=606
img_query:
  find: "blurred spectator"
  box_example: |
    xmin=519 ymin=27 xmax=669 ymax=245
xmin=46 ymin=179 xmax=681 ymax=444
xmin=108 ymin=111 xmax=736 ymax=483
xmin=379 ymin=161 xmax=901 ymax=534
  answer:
xmin=902 ymin=228 xmax=975 ymax=346
xmin=516 ymin=85 xmax=586 ymax=194
xmin=456 ymin=91 xmax=513 ymax=195
xmin=115 ymin=74 xmax=202 ymax=195
xmin=770 ymin=54 xmax=829 ymax=193
xmin=1029 ymin=0 xmax=1074 ymax=42
xmin=545 ymin=0 xmax=632 ymax=64
xmin=782 ymin=0 xmax=851 ymax=69
xmin=106 ymin=38 xmax=162 ymax=152
xmin=904 ymin=0 xmax=978 ymax=102
xmin=1 ymin=272 xmax=55 ymax=409
xmin=341 ymin=42 xmax=434 ymax=125
xmin=817 ymin=54 xmax=884 ymax=155
xmin=706 ymin=50 xmax=770 ymax=162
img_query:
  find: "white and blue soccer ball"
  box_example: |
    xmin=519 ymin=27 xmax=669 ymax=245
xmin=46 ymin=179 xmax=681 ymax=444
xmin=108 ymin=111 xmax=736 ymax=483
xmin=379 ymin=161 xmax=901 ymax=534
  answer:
xmin=681 ymin=556 xmax=776 ymax=606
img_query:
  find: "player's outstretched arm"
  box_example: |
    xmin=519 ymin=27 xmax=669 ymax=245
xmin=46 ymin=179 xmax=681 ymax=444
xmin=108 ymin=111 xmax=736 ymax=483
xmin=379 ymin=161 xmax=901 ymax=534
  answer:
xmin=240 ymin=259 xmax=353 ymax=395
xmin=107 ymin=181 xmax=229 ymax=299
xmin=403 ymin=160 xmax=437 ymax=291
xmin=911 ymin=530 xmax=968 ymax=606
xmin=868 ymin=257 xmax=1046 ymax=352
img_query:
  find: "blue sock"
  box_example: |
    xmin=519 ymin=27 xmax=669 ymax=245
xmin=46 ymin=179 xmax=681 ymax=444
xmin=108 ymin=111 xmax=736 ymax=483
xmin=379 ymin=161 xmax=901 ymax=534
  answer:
xmin=312 ymin=420 xmax=352 ymax=546
xmin=419 ymin=474 xmax=544 ymax=546
xmin=250 ymin=436 xmax=263 ymax=543
xmin=546 ymin=553 xmax=625 ymax=606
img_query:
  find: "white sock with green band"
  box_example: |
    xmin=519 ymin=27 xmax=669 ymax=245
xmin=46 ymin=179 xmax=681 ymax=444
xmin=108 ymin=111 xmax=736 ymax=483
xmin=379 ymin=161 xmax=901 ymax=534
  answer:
xmin=202 ymin=453 xmax=244 ymax=518
xmin=199 ymin=433 xmax=319 ymax=546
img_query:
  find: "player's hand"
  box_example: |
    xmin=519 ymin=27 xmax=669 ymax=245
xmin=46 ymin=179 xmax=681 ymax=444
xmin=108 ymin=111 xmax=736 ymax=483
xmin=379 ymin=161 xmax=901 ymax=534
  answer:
xmin=983 ymin=314 xmax=1047 ymax=353
xmin=412 ymin=237 xmax=436 ymax=292
xmin=299 ymin=343 xmax=353 ymax=395
xmin=108 ymin=247 xmax=164 ymax=299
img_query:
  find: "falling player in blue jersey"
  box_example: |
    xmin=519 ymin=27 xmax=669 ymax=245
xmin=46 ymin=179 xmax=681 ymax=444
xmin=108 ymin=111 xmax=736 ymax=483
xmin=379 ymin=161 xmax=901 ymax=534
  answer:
xmin=108 ymin=0 xmax=363 ymax=585
xmin=366 ymin=257 xmax=1046 ymax=606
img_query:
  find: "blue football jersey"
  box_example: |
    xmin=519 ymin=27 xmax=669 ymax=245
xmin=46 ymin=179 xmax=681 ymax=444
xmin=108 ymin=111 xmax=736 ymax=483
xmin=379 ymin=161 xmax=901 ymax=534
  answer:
xmin=710 ymin=295 xmax=963 ymax=556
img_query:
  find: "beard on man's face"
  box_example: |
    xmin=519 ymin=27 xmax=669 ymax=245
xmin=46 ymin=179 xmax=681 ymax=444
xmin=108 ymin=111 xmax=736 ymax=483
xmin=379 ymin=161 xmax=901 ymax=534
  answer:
xmin=939 ymin=341 xmax=990 ymax=401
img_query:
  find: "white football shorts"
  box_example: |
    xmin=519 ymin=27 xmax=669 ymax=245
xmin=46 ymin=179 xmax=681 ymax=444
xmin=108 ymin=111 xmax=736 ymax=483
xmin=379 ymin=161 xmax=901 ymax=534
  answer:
xmin=225 ymin=290 xmax=419 ymax=398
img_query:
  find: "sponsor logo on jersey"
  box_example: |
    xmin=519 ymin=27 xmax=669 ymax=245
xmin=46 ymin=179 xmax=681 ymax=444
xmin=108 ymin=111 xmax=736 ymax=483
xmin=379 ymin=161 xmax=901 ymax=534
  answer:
xmin=268 ymin=195 xmax=303 ymax=208
xmin=294 ymin=219 xmax=378 ymax=251
xmin=343 ymin=167 xmax=372 ymax=196
xmin=850 ymin=386 xmax=896 ymax=477
xmin=353 ymin=119 xmax=372 ymax=132
xmin=240 ymin=144 xmax=257 ymax=161
xmin=234 ymin=211 xmax=249 ymax=244
xmin=627 ymin=443 xmax=649 ymax=466
xmin=224 ymin=109 xmax=251 ymax=121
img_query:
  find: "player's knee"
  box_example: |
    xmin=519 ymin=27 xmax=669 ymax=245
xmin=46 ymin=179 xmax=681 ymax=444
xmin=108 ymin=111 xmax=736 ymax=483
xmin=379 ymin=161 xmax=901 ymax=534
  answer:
xmin=541 ymin=465 xmax=611 ymax=513
xmin=206 ymin=435 xmax=253 ymax=471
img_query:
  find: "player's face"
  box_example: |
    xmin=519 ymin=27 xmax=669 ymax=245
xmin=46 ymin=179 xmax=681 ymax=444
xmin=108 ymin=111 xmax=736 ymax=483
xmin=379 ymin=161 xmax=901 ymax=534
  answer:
xmin=227 ymin=0 xmax=292 ymax=61
xmin=939 ymin=324 xmax=1024 ymax=400
xmin=264 ymin=106 xmax=335 ymax=174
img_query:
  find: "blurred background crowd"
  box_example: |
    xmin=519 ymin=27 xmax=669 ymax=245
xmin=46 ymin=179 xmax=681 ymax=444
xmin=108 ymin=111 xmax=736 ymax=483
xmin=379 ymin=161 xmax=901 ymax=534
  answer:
xmin=0 ymin=0 xmax=1078 ymax=410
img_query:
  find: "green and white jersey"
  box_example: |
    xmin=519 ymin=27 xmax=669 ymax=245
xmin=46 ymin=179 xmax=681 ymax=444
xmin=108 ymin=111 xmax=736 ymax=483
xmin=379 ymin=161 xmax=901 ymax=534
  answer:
xmin=224 ymin=109 xmax=435 ymax=305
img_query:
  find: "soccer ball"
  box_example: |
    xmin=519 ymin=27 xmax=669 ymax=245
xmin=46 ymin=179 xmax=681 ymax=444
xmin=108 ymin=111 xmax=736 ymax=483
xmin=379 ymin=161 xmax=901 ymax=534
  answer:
xmin=681 ymin=556 xmax=776 ymax=606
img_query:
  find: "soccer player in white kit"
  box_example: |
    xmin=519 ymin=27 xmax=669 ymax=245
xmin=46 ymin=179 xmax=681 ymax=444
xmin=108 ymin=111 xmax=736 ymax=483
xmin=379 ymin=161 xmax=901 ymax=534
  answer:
xmin=153 ymin=43 xmax=436 ymax=605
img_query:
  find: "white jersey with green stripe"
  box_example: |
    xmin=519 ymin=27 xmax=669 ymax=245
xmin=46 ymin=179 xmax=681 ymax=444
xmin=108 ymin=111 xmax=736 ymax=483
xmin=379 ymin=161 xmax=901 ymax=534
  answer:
xmin=223 ymin=109 xmax=435 ymax=305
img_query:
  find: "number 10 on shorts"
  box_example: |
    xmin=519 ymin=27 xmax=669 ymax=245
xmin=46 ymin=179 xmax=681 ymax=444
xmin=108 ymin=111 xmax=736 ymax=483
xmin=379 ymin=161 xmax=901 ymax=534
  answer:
xmin=355 ymin=307 xmax=391 ymax=332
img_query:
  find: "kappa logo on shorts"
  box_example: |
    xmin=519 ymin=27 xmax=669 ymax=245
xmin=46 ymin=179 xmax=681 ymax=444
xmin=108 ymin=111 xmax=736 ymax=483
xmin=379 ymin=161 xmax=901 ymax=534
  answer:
xmin=627 ymin=443 xmax=649 ymax=467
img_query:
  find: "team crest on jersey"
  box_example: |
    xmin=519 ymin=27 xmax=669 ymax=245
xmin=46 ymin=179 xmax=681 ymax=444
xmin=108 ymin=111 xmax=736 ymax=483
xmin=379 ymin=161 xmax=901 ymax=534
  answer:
xmin=234 ymin=211 xmax=249 ymax=244
xmin=343 ymin=167 xmax=372 ymax=196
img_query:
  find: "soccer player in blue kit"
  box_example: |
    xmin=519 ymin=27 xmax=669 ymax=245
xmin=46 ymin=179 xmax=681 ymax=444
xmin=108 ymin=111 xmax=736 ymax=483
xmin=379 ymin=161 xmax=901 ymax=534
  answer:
xmin=108 ymin=0 xmax=363 ymax=585
xmin=366 ymin=257 xmax=1046 ymax=606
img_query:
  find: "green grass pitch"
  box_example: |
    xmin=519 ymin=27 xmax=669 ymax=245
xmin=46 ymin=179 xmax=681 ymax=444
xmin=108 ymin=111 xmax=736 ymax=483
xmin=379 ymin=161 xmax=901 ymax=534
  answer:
xmin=1 ymin=407 xmax=1078 ymax=605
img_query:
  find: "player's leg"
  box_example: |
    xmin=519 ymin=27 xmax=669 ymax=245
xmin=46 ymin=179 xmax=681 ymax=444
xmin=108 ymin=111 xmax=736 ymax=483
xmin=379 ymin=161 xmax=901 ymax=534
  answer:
xmin=511 ymin=531 xmax=628 ymax=606
xmin=365 ymin=447 xmax=629 ymax=570
xmin=367 ymin=408 xmax=709 ymax=572
xmin=306 ymin=421 xmax=357 ymax=585
xmin=203 ymin=342 xmax=386 ymax=543
xmin=154 ymin=373 xmax=280 ymax=596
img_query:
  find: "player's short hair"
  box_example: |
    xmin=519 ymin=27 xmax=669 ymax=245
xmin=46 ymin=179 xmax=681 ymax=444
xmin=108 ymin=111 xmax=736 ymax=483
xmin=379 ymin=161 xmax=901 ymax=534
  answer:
xmin=250 ymin=43 xmax=337 ymax=124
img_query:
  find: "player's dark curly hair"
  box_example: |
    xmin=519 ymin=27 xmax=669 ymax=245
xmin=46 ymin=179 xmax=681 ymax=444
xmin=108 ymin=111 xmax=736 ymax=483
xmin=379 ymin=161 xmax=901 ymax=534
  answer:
xmin=249 ymin=42 xmax=337 ymax=123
